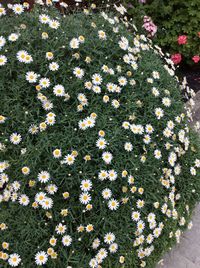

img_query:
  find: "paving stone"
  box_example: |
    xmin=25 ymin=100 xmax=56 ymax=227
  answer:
xmin=157 ymin=252 xmax=198 ymax=268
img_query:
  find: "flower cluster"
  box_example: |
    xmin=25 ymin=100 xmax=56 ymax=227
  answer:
xmin=171 ymin=33 xmax=200 ymax=65
xmin=142 ymin=16 xmax=157 ymax=37
xmin=0 ymin=2 xmax=200 ymax=268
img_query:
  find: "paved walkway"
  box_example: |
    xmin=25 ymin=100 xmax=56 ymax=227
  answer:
xmin=157 ymin=91 xmax=200 ymax=268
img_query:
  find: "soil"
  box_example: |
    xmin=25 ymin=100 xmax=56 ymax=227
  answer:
xmin=179 ymin=67 xmax=200 ymax=93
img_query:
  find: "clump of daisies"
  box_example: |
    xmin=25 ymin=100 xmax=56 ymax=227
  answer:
xmin=0 ymin=3 xmax=200 ymax=268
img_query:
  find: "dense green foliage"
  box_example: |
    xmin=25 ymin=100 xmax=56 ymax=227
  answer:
xmin=126 ymin=0 xmax=200 ymax=65
xmin=0 ymin=4 xmax=200 ymax=268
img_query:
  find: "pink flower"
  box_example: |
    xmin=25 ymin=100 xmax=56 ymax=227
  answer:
xmin=192 ymin=55 xmax=200 ymax=63
xmin=177 ymin=35 xmax=187 ymax=45
xmin=143 ymin=16 xmax=157 ymax=37
xmin=171 ymin=53 xmax=182 ymax=65
xmin=198 ymin=32 xmax=200 ymax=38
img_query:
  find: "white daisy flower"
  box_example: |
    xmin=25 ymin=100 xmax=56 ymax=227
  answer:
xmin=107 ymin=82 xmax=116 ymax=93
xmin=89 ymin=258 xmax=98 ymax=268
xmin=104 ymin=232 xmax=115 ymax=244
xmin=70 ymin=38 xmax=80 ymax=49
xmin=111 ymin=99 xmax=120 ymax=109
xmin=155 ymin=108 xmax=164 ymax=119
xmin=195 ymin=159 xmax=200 ymax=168
xmin=37 ymin=171 xmax=50 ymax=183
xmin=96 ymin=138 xmax=107 ymax=149
xmin=63 ymin=154 xmax=75 ymax=165
xmin=55 ymin=223 xmax=66 ymax=234
xmin=0 ymin=36 xmax=6 ymax=49
xmin=147 ymin=78 xmax=153 ymax=84
xmin=124 ymin=142 xmax=133 ymax=151
xmin=19 ymin=194 xmax=30 ymax=206
xmin=118 ymin=37 xmax=129 ymax=50
xmin=97 ymin=248 xmax=108 ymax=259
xmin=108 ymin=170 xmax=118 ymax=181
xmin=114 ymin=4 xmax=127 ymax=15
xmin=39 ymin=14 xmax=50 ymax=24
xmin=10 ymin=133 xmax=22 ymax=145
xmin=53 ymin=148 xmax=62 ymax=158
xmin=167 ymin=120 xmax=175 ymax=129
xmin=102 ymin=188 xmax=112 ymax=199
xmin=26 ymin=71 xmax=38 ymax=83
xmin=92 ymin=85 xmax=101 ymax=94
xmin=35 ymin=192 xmax=46 ymax=204
xmin=46 ymin=184 xmax=58 ymax=195
xmin=49 ymin=62 xmax=59 ymax=71
xmin=92 ymin=73 xmax=102 ymax=85
xmin=108 ymin=199 xmax=119 ymax=210
xmin=49 ymin=20 xmax=60 ymax=29
xmin=102 ymin=151 xmax=113 ymax=164
xmin=146 ymin=234 xmax=154 ymax=244
xmin=78 ymin=35 xmax=85 ymax=43
xmin=22 ymin=166 xmax=30 ymax=175
xmin=92 ymin=238 xmax=100 ymax=249
xmin=8 ymin=253 xmax=21 ymax=267
xmin=98 ymin=30 xmax=107 ymax=40
xmin=53 ymin=84 xmax=65 ymax=96
xmin=143 ymin=134 xmax=151 ymax=144
xmin=73 ymin=67 xmax=84 ymax=79
xmin=8 ymin=33 xmax=19 ymax=42
xmin=109 ymin=243 xmax=118 ymax=253
xmin=154 ymin=149 xmax=162 ymax=159
xmin=147 ymin=213 xmax=156 ymax=223
xmin=162 ymin=97 xmax=171 ymax=107
xmin=98 ymin=170 xmax=108 ymax=181
xmin=190 ymin=167 xmax=196 ymax=176
xmin=145 ymin=124 xmax=154 ymax=134
xmin=46 ymin=52 xmax=54 ymax=60
xmin=85 ymin=117 xmax=95 ymax=128
xmin=0 ymin=6 xmax=6 ymax=17
xmin=41 ymin=197 xmax=53 ymax=209
xmin=62 ymin=235 xmax=72 ymax=246
xmin=122 ymin=121 xmax=130 ymax=129
xmin=12 ymin=4 xmax=24 ymax=15
xmin=152 ymin=87 xmax=160 ymax=97
xmin=0 ymin=55 xmax=7 ymax=66
xmin=163 ymin=128 xmax=172 ymax=138
xmin=80 ymin=180 xmax=92 ymax=191
xmin=84 ymin=81 xmax=93 ymax=90
xmin=35 ymin=251 xmax=48 ymax=266
xmin=79 ymin=192 xmax=91 ymax=204
xmin=131 ymin=211 xmax=140 ymax=221
xmin=152 ymin=71 xmax=160 ymax=79
xmin=39 ymin=78 xmax=50 ymax=88
xmin=118 ymin=76 xmax=127 ymax=86
xmin=78 ymin=120 xmax=87 ymax=130
xmin=153 ymin=227 xmax=162 ymax=238
xmin=28 ymin=124 xmax=39 ymax=134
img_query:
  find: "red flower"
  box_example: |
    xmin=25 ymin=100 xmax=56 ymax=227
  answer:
xmin=171 ymin=53 xmax=182 ymax=65
xmin=192 ymin=55 xmax=200 ymax=63
xmin=177 ymin=35 xmax=187 ymax=45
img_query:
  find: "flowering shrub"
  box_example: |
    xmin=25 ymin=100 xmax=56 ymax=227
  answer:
xmin=0 ymin=3 xmax=200 ymax=268
xmin=126 ymin=0 xmax=200 ymax=66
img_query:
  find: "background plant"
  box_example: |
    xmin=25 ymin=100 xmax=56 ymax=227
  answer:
xmin=125 ymin=0 xmax=200 ymax=66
